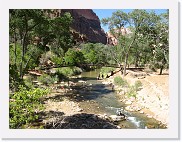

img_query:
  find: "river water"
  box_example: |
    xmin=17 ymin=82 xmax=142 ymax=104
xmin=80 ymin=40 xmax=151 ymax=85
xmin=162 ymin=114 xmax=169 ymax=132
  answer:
xmin=72 ymin=69 xmax=166 ymax=129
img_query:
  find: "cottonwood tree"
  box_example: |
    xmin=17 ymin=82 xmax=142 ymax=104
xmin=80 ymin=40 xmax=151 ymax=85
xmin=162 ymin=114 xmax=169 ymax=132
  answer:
xmin=102 ymin=10 xmax=150 ymax=77
xmin=150 ymin=12 xmax=169 ymax=74
xmin=102 ymin=10 xmax=168 ymax=76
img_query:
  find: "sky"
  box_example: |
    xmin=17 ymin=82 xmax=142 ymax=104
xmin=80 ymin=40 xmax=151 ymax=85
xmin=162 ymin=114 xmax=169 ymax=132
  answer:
xmin=93 ymin=9 xmax=168 ymax=32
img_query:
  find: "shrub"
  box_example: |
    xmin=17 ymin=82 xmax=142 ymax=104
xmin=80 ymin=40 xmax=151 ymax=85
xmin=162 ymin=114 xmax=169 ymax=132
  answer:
xmin=64 ymin=48 xmax=85 ymax=66
xmin=50 ymin=55 xmax=63 ymax=66
xmin=9 ymin=86 xmax=49 ymax=128
xmin=100 ymin=67 xmax=115 ymax=78
xmin=114 ymin=76 xmax=128 ymax=87
xmin=23 ymin=76 xmax=34 ymax=89
xmin=37 ymin=74 xmax=58 ymax=85
xmin=56 ymin=67 xmax=82 ymax=78
xmin=127 ymin=86 xmax=137 ymax=98
xmin=126 ymin=81 xmax=142 ymax=98
xmin=134 ymin=80 xmax=142 ymax=91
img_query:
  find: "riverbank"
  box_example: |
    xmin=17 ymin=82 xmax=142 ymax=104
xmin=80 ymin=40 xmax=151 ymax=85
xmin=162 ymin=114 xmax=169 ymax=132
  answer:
xmin=42 ymin=85 xmax=120 ymax=129
xmin=103 ymin=69 xmax=169 ymax=127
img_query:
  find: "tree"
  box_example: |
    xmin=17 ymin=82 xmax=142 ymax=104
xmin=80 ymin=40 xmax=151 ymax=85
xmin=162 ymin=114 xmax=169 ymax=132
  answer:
xmin=150 ymin=12 xmax=169 ymax=74
xmin=9 ymin=9 xmax=74 ymax=85
xmin=64 ymin=48 xmax=85 ymax=66
xmin=102 ymin=10 xmax=168 ymax=76
xmin=10 ymin=10 xmax=49 ymax=80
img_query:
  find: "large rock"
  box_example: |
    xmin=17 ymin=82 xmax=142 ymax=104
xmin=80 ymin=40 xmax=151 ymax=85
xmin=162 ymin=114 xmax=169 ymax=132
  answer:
xmin=109 ymin=115 xmax=126 ymax=122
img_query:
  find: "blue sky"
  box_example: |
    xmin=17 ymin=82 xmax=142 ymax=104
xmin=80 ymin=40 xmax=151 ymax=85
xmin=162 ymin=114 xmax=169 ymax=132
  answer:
xmin=93 ymin=9 xmax=168 ymax=32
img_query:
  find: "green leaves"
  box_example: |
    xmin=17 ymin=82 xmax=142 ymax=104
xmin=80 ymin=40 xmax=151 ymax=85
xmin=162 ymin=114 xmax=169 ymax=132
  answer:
xmin=9 ymin=86 xmax=49 ymax=128
xmin=64 ymin=48 xmax=85 ymax=66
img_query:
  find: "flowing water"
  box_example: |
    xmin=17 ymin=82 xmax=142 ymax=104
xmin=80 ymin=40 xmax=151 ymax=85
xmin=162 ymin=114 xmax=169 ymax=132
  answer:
xmin=71 ymin=69 xmax=166 ymax=129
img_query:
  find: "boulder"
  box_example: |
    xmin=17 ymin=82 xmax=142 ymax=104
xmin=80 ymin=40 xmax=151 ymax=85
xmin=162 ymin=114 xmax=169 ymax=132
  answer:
xmin=125 ymin=100 xmax=132 ymax=105
xmin=109 ymin=115 xmax=126 ymax=122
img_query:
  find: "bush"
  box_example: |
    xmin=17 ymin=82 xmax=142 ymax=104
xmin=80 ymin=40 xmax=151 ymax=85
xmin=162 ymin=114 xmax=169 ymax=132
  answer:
xmin=100 ymin=67 xmax=115 ymax=78
xmin=56 ymin=67 xmax=82 ymax=78
xmin=127 ymin=86 xmax=137 ymax=98
xmin=134 ymin=80 xmax=142 ymax=91
xmin=64 ymin=48 xmax=85 ymax=66
xmin=51 ymin=55 xmax=63 ymax=66
xmin=37 ymin=74 xmax=58 ymax=85
xmin=114 ymin=76 xmax=128 ymax=87
xmin=9 ymin=64 xmax=22 ymax=91
xmin=23 ymin=76 xmax=34 ymax=89
xmin=9 ymin=86 xmax=49 ymax=128
xmin=126 ymin=81 xmax=142 ymax=98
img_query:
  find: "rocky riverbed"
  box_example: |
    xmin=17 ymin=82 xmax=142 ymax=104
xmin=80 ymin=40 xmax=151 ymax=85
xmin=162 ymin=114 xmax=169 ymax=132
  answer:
xmin=42 ymin=94 xmax=120 ymax=129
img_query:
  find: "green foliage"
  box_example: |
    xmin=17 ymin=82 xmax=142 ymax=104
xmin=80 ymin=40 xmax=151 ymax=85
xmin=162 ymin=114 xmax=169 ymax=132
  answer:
xmin=114 ymin=76 xmax=128 ymax=87
xmin=51 ymin=55 xmax=63 ymax=66
xmin=101 ymin=9 xmax=169 ymax=76
xmin=100 ymin=67 xmax=115 ymax=78
xmin=80 ymin=43 xmax=108 ymax=65
xmin=23 ymin=76 xmax=34 ymax=89
xmin=134 ymin=80 xmax=142 ymax=91
xmin=56 ymin=67 xmax=82 ymax=79
xmin=37 ymin=74 xmax=58 ymax=85
xmin=9 ymin=43 xmax=43 ymax=79
xmin=9 ymin=86 xmax=49 ymax=128
xmin=127 ymin=86 xmax=137 ymax=98
xmin=127 ymin=80 xmax=142 ymax=98
xmin=9 ymin=64 xmax=22 ymax=91
xmin=64 ymin=48 xmax=85 ymax=66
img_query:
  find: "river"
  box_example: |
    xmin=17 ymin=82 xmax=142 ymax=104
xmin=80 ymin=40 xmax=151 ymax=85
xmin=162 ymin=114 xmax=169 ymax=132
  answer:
xmin=69 ymin=69 xmax=166 ymax=129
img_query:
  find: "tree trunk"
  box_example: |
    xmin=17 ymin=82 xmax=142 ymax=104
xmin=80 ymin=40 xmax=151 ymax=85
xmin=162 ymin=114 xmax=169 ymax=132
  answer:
xmin=159 ymin=65 xmax=163 ymax=75
xmin=20 ymin=16 xmax=28 ymax=80
xmin=14 ymin=29 xmax=17 ymax=65
xmin=123 ymin=53 xmax=128 ymax=77
xmin=19 ymin=33 xmax=26 ymax=80
xmin=135 ymin=54 xmax=139 ymax=68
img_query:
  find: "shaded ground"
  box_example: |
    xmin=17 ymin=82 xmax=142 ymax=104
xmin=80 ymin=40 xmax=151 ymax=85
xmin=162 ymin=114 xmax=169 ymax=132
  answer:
xmin=45 ymin=113 xmax=119 ymax=129
xmin=42 ymin=96 xmax=119 ymax=129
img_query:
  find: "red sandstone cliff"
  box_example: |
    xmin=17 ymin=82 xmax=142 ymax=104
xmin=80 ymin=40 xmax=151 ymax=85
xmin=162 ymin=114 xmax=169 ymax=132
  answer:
xmin=61 ymin=9 xmax=107 ymax=44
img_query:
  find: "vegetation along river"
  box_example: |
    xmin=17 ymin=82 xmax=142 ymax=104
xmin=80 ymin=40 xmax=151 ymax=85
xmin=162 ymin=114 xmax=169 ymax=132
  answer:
xmin=68 ymin=69 xmax=166 ymax=129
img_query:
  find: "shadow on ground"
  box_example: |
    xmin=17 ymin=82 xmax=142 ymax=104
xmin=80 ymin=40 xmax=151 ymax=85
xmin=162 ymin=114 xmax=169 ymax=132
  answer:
xmin=61 ymin=83 xmax=114 ymax=102
xmin=45 ymin=113 xmax=119 ymax=129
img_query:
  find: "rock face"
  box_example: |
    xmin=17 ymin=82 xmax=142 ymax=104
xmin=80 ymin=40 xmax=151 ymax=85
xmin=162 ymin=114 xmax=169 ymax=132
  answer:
xmin=61 ymin=9 xmax=107 ymax=44
xmin=106 ymin=27 xmax=132 ymax=45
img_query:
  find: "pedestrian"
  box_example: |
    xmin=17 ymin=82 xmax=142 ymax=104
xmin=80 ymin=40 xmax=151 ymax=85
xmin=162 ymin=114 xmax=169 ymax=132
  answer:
xmin=112 ymin=84 xmax=114 ymax=90
xmin=97 ymin=74 xmax=100 ymax=80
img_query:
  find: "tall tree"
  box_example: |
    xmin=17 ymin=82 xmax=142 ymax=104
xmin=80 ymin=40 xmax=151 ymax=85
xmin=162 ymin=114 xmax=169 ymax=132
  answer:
xmin=102 ymin=10 xmax=168 ymax=76
xmin=102 ymin=10 xmax=150 ymax=77
xmin=9 ymin=9 xmax=74 ymax=83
